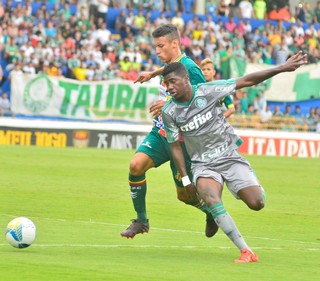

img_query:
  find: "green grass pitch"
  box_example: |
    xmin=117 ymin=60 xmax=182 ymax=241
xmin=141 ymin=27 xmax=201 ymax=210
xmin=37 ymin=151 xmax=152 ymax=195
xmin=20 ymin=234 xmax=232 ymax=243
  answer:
xmin=0 ymin=145 xmax=319 ymax=281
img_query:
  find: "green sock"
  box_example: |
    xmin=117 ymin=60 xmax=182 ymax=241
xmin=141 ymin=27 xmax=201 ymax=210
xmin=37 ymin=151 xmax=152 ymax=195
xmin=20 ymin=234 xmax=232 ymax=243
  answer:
xmin=197 ymin=200 xmax=215 ymax=219
xmin=209 ymin=202 xmax=249 ymax=251
xmin=129 ymin=173 xmax=148 ymax=223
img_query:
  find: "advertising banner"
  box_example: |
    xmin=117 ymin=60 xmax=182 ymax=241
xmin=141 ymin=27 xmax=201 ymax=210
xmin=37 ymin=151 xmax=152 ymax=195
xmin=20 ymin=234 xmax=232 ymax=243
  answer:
xmin=244 ymin=63 xmax=320 ymax=101
xmin=1 ymin=119 xmax=319 ymax=158
xmin=11 ymin=74 xmax=160 ymax=122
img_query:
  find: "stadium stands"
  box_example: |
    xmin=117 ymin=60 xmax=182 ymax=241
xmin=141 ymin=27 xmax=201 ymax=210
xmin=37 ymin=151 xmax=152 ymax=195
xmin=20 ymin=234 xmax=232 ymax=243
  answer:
xmin=0 ymin=0 xmax=319 ymax=131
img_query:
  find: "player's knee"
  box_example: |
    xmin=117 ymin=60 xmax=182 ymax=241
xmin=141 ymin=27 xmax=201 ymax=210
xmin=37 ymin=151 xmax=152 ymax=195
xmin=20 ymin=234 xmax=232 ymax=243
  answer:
xmin=247 ymin=199 xmax=265 ymax=211
xmin=129 ymin=158 xmax=144 ymax=175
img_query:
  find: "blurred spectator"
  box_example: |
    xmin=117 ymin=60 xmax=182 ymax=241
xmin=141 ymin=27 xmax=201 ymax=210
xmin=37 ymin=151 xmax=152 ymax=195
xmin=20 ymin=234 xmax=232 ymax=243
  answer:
xmin=260 ymin=104 xmax=272 ymax=122
xmin=157 ymin=11 xmax=168 ymax=25
xmin=253 ymin=0 xmax=266 ymax=20
xmin=116 ymin=9 xmax=127 ymax=37
xmin=217 ymin=0 xmax=229 ymax=17
xmin=283 ymin=104 xmax=292 ymax=117
xmin=206 ymin=0 xmax=217 ymax=16
xmin=119 ymin=55 xmax=132 ymax=72
xmin=151 ymin=0 xmax=164 ymax=12
xmin=225 ymin=16 xmax=236 ymax=33
xmin=0 ymin=3 xmax=5 ymax=20
xmin=292 ymin=105 xmax=308 ymax=130
xmin=9 ymin=62 xmax=23 ymax=82
xmin=165 ymin=0 xmax=179 ymax=13
xmin=125 ymin=10 xmax=139 ymax=35
xmin=305 ymin=107 xmax=317 ymax=131
xmin=50 ymin=3 xmax=60 ymax=19
xmin=89 ymin=0 xmax=99 ymax=24
xmin=86 ymin=63 xmax=95 ymax=81
xmin=60 ymin=3 xmax=72 ymax=22
xmin=240 ymin=91 xmax=250 ymax=114
xmin=0 ymin=92 xmax=13 ymax=117
xmin=4 ymin=0 xmax=14 ymax=17
xmin=203 ymin=14 xmax=216 ymax=31
xmin=133 ymin=9 xmax=146 ymax=30
xmin=44 ymin=61 xmax=59 ymax=76
xmin=253 ymin=92 xmax=266 ymax=114
xmin=77 ymin=3 xmax=89 ymax=19
xmin=239 ymin=0 xmax=254 ymax=19
xmin=22 ymin=61 xmax=36 ymax=74
xmin=232 ymin=42 xmax=245 ymax=61
xmin=274 ymin=41 xmax=289 ymax=65
xmin=295 ymin=2 xmax=306 ymax=22
xmin=5 ymin=38 xmax=19 ymax=65
xmin=121 ymin=65 xmax=139 ymax=81
xmin=304 ymin=2 xmax=314 ymax=24
xmin=95 ymin=23 xmax=112 ymax=46
xmin=182 ymin=0 xmax=195 ymax=14
xmin=97 ymin=0 xmax=109 ymax=24
xmin=268 ymin=4 xmax=291 ymax=21
xmin=273 ymin=105 xmax=283 ymax=117
xmin=172 ymin=11 xmax=185 ymax=32
xmin=73 ymin=61 xmax=87 ymax=81
xmin=229 ymin=0 xmax=241 ymax=18
xmin=294 ymin=20 xmax=305 ymax=37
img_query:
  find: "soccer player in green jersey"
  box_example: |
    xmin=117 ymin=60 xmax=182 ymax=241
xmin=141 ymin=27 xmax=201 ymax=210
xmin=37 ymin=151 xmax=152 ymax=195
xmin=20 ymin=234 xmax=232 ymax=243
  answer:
xmin=121 ymin=24 xmax=219 ymax=239
xmin=200 ymin=58 xmax=235 ymax=118
xmin=161 ymin=52 xmax=307 ymax=263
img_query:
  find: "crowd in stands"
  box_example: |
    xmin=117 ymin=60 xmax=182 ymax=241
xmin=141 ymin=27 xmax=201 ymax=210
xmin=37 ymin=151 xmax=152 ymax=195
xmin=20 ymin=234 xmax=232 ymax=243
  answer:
xmin=0 ymin=0 xmax=319 ymax=132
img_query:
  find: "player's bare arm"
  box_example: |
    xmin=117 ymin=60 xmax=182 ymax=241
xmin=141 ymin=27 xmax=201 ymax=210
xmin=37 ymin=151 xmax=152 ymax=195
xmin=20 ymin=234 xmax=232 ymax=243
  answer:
xmin=134 ymin=67 xmax=164 ymax=84
xmin=224 ymin=107 xmax=235 ymax=118
xmin=236 ymin=51 xmax=308 ymax=89
xmin=169 ymin=141 xmax=190 ymax=185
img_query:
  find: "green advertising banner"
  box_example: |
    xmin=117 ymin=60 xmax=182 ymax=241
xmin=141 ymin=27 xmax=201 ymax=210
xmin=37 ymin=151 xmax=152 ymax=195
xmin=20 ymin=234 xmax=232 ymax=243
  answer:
xmin=11 ymin=74 xmax=160 ymax=122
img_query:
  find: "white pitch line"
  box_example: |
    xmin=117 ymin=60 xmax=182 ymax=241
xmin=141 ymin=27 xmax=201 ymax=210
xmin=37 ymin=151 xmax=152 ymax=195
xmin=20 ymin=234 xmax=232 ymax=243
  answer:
xmin=2 ymin=214 xmax=320 ymax=247
xmin=0 ymin=243 xmax=319 ymax=251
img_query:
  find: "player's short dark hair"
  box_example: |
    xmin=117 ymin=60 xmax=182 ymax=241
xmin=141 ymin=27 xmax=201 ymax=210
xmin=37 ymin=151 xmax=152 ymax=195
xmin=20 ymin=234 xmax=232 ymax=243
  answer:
xmin=152 ymin=24 xmax=180 ymax=43
xmin=163 ymin=62 xmax=188 ymax=78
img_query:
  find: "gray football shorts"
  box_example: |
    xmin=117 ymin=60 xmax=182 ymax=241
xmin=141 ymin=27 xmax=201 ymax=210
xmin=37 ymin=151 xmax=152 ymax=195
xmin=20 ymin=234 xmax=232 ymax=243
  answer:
xmin=192 ymin=149 xmax=260 ymax=199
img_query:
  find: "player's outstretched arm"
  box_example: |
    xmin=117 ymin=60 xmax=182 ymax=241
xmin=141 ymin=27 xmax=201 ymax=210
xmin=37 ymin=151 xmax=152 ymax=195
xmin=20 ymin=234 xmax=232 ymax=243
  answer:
xmin=134 ymin=67 xmax=165 ymax=83
xmin=236 ymin=51 xmax=308 ymax=89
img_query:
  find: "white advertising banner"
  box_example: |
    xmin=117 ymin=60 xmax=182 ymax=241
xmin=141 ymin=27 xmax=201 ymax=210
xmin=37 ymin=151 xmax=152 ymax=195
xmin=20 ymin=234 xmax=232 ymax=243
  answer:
xmin=245 ymin=63 xmax=320 ymax=101
xmin=11 ymin=74 xmax=160 ymax=122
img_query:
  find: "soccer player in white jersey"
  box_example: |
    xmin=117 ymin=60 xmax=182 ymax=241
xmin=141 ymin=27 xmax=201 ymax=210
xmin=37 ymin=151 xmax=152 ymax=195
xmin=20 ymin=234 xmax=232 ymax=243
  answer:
xmin=162 ymin=51 xmax=307 ymax=263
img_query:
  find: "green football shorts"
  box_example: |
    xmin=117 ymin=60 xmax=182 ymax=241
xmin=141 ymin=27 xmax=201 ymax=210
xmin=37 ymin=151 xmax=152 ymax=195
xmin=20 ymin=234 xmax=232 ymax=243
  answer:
xmin=136 ymin=128 xmax=192 ymax=187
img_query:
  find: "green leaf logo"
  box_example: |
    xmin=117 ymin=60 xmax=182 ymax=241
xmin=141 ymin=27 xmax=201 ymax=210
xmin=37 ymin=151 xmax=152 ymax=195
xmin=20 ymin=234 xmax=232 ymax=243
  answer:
xmin=23 ymin=74 xmax=53 ymax=113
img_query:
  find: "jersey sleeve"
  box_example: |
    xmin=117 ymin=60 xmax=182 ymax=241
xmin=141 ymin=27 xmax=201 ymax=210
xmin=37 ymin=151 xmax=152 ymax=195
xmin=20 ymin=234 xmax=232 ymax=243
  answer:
xmin=162 ymin=103 xmax=180 ymax=143
xmin=188 ymin=66 xmax=206 ymax=85
xmin=183 ymin=57 xmax=206 ymax=85
xmin=222 ymin=95 xmax=234 ymax=109
xmin=200 ymin=79 xmax=236 ymax=101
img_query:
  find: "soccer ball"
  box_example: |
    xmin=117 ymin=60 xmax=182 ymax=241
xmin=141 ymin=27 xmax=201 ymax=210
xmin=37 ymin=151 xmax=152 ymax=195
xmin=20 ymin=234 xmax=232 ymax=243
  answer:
xmin=5 ymin=217 xmax=36 ymax=248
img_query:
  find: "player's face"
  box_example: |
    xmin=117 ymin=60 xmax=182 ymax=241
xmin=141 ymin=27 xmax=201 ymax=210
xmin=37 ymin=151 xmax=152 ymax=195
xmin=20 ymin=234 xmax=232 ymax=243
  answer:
xmin=201 ymin=63 xmax=215 ymax=82
xmin=154 ymin=36 xmax=178 ymax=63
xmin=163 ymin=73 xmax=189 ymax=101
